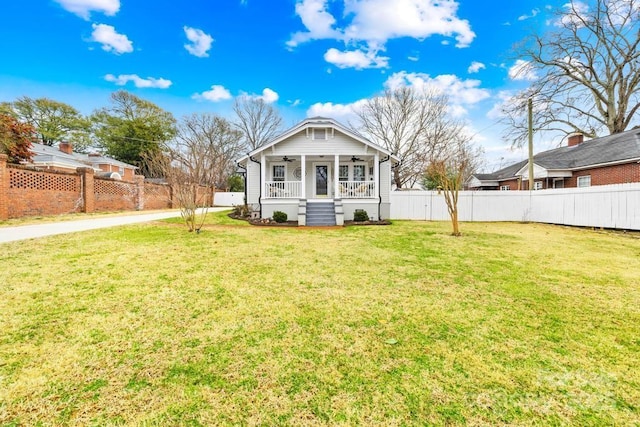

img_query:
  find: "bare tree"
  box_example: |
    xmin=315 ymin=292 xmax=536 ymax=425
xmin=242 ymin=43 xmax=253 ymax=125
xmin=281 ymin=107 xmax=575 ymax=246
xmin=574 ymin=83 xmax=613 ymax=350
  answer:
xmin=353 ymin=86 xmax=452 ymax=188
xmin=426 ymin=134 xmax=483 ymax=237
xmin=147 ymin=113 xmax=243 ymax=232
xmin=233 ymin=97 xmax=283 ymax=150
xmin=502 ymin=0 xmax=640 ymax=144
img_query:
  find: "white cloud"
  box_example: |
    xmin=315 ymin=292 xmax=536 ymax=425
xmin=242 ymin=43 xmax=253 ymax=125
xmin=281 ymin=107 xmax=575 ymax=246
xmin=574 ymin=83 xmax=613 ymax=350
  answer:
xmin=90 ymin=23 xmax=133 ymax=54
xmin=467 ymin=61 xmax=485 ymax=74
xmin=193 ymin=85 xmax=232 ymax=102
xmin=238 ymin=88 xmax=280 ymax=104
xmin=306 ymin=99 xmax=369 ymax=124
xmin=104 ymin=74 xmax=172 ymax=89
xmin=384 ymin=71 xmax=490 ymax=108
xmin=259 ymin=88 xmax=279 ymax=103
xmin=518 ymin=8 xmax=540 ymax=21
xmin=287 ymin=0 xmax=341 ymax=48
xmin=55 ymin=0 xmax=119 ymax=19
xmin=508 ymin=59 xmax=538 ymax=81
xmin=324 ymin=47 xmax=389 ymax=69
xmin=288 ymin=0 xmax=476 ymax=62
xmin=556 ymin=1 xmax=589 ymax=27
xmin=342 ymin=0 xmax=475 ymax=48
xmin=184 ymin=26 xmax=214 ymax=58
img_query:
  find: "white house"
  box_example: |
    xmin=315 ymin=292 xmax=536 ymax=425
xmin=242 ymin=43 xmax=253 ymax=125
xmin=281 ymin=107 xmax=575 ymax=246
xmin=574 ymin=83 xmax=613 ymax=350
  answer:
xmin=237 ymin=117 xmax=400 ymax=226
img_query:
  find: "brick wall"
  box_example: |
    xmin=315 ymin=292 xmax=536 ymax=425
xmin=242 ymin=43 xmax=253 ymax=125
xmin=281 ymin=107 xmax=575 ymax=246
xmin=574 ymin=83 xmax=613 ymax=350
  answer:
xmin=0 ymin=156 xmax=196 ymax=220
xmin=6 ymin=165 xmax=82 ymax=218
xmin=565 ymin=162 xmax=640 ymax=187
xmin=94 ymin=178 xmax=137 ymax=212
xmin=144 ymin=182 xmax=172 ymax=210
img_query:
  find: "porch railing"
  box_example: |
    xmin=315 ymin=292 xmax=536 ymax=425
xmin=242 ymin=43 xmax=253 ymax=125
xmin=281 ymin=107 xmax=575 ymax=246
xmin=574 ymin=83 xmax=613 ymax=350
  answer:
xmin=264 ymin=181 xmax=301 ymax=198
xmin=338 ymin=181 xmax=376 ymax=198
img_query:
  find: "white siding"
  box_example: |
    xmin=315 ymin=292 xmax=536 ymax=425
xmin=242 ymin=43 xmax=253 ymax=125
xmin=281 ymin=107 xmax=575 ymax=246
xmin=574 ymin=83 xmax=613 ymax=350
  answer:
xmin=246 ymin=161 xmax=260 ymax=206
xmin=271 ymin=130 xmax=368 ymax=156
xmin=379 ymin=161 xmax=391 ymax=203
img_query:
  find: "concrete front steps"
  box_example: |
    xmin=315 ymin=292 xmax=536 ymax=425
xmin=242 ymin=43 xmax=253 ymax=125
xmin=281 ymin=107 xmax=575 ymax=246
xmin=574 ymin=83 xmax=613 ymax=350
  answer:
xmin=305 ymin=201 xmax=336 ymax=226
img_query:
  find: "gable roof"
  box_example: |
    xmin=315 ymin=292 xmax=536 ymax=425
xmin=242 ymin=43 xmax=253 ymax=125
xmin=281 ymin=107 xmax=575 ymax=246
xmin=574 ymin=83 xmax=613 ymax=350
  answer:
xmin=238 ymin=117 xmax=399 ymax=163
xmin=472 ymin=128 xmax=640 ymax=184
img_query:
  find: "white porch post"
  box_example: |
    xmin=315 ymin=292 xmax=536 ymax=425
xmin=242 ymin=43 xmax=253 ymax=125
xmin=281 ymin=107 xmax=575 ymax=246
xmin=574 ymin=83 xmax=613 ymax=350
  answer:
xmin=301 ymin=155 xmax=306 ymax=199
xmin=334 ymin=155 xmax=340 ymax=198
xmin=260 ymin=153 xmax=266 ymax=199
xmin=374 ymin=152 xmax=380 ymax=198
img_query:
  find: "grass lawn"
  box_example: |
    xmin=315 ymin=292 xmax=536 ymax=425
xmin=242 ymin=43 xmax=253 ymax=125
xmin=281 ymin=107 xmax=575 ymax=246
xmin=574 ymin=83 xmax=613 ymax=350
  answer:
xmin=1 ymin=212 xmax=639 ymax=425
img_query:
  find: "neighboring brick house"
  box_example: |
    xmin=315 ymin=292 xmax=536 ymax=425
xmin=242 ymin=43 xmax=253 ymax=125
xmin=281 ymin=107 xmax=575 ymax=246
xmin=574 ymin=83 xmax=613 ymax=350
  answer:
xmin=29 ymin=142 xmax=138 ymax=181
xmin=468 ymin=129 xmax=640 ymax=190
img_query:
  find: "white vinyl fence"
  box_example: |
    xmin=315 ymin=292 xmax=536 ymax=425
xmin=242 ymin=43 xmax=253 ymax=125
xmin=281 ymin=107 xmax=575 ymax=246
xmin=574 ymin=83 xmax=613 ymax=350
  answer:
xmin=390 ymin=183 xmax=640 ymax=230
xmin=214 ymin=192 xmax=244 ymax=207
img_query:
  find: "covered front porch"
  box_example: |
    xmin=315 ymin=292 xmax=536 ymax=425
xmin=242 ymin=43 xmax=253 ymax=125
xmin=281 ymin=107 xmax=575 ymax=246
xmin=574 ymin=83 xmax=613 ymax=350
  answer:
xmin=261 ymin=154 xmax=380 ymax=200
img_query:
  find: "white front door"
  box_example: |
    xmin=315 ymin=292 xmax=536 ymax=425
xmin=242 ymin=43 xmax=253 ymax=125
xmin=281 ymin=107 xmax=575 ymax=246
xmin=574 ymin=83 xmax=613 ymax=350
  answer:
xmin=313 ymin=163 xmax=331 ymax=198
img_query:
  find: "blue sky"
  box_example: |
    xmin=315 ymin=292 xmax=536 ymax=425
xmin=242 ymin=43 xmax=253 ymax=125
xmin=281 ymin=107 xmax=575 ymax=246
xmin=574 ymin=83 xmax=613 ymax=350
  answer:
xmin=0 ymin=0 xmax=569 ymax=171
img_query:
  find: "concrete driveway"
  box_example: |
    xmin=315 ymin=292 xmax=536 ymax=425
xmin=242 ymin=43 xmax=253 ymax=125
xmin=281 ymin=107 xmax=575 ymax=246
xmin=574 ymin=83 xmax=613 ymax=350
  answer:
xmin=0 ymin=207 xmax=230 ymax=244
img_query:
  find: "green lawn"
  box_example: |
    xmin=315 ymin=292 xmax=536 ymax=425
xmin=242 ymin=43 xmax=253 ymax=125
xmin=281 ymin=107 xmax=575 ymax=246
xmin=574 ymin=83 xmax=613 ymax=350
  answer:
xmin=1 ymin=212 xmax=639 ymax=425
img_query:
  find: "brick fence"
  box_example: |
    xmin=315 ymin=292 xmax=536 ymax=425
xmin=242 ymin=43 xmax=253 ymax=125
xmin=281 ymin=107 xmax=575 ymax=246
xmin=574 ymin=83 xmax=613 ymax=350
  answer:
xmin=0 ymin=154 xmax=214 ymax=220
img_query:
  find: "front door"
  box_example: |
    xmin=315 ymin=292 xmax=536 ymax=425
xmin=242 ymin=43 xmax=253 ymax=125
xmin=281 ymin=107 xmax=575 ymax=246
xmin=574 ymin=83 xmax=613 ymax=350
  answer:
xmin=314 ymin=164 xmax=330 ymax=197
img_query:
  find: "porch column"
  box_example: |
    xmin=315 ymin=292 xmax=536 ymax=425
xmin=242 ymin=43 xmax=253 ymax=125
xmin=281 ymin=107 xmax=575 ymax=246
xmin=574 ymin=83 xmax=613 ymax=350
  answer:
xmin=374 ymin=153 xmax=380 ymax=198
xmin=301 ymin=155 xmax=306 ymax=199
xmin=260 ymin=153 xmax=266 ymax=199
xmin=334 ymin=155 xmax=340 ymax=198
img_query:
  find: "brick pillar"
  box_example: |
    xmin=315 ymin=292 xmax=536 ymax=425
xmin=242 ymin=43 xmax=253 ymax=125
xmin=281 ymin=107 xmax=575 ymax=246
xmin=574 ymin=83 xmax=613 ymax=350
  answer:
xmin=0 ymin=154 xmax=8 ymax=220
xmin=77 ymin=167 xmax=95 ymax=213
xmin=134 ymin=175 xmax=145 ymax=210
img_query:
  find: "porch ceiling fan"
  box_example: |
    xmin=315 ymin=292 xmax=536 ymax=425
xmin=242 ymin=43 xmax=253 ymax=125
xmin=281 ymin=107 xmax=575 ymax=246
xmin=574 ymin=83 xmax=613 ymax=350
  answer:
xmin=351 ymin=156 xmax=364 ymax=162
xmin=282 ymin=156 xmax=295 ymax=162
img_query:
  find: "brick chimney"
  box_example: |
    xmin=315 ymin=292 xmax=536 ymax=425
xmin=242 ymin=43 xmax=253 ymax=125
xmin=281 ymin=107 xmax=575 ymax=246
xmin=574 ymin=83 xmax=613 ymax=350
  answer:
xmin=59 ymin=142 xmax=73 ymax=154
xmin=567 ymin=133 xmax=584 ymax=147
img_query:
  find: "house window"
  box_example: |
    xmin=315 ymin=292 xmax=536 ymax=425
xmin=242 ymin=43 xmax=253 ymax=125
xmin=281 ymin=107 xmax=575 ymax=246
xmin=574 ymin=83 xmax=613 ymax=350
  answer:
xmin=577 ymin=175 xmax=591 ymax=187
xmin=272 ymin=164 xmax=285 ymax=182
xmin=353 ymin=164 xmax=365 ymax=181
xmin=534 ymin=181 xmax=543 ymax=190
xmin=500 ymin=185 xmax=510 ymax=191
xmin=119 ymin=166 xmax=125 ymax=176
xmin=553 ymin=178 xmax=564 ymax=189
xmin=339 ymin=165 xmax=349 ymax=181
xmin=313 ymin=128 xmax=327 ymax=140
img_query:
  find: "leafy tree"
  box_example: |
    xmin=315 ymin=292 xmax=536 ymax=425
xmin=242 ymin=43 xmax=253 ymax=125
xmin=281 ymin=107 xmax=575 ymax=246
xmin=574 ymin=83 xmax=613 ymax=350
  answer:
xmin=227 ymin=174 xmax=244 ymax=192
xmin=233 ymin=97 xmax=283 ymax=150
xmin=91 ymin=91 xmax=176 ymax=177
xmin=502 ymin=0 xmax=640 ymax=144
xmin=0 ymin=114 xmax=35 ymax=163
xmin=353 ymin=86 xmax=453 ymax=189
xmin=0 ymin=97 xmax=91 ymax=149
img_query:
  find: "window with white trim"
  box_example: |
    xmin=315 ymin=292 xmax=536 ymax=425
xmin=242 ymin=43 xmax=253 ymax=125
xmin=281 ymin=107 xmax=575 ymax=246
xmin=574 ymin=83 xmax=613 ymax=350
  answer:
xmin=338 ymin=165 xmax=349 ymax=181
xmin=119 ymin=166 xmax=125 ymax=176
xmin=272 ymin=164 xmax=285 ymax=182
xmin=534 ymin=181 xmax=543 ymax=190
xmin=313 ymin=128 xmax=327 ymax=140
xmin=577 ymin=175 xmax=591 ymax=187
xmin=500 ymin=185 xmax=510 ymax=191
xmin=353 ymin=164 xmax=365 ymax=181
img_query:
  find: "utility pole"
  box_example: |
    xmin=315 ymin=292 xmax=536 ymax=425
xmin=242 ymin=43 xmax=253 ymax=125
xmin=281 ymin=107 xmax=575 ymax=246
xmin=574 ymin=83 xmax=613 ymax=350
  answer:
xmin=528 ymin=98 xmax=534 ymax=191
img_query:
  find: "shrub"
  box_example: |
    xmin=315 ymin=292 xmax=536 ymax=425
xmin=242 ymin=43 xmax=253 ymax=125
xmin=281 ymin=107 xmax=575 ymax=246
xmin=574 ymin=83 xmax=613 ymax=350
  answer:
xmin=233 ymin=204 xmax=250 ymax=218
xmin=354 ymin=209 xmax=369 ymax=222
xmin=272 ymin=211 xmax=287 ymax=223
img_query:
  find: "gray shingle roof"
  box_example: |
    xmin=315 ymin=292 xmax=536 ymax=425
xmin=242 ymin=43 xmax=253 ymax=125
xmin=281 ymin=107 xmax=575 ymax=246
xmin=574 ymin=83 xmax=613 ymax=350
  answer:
xmin=474 ymin=128 xmax=640 ymax=182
